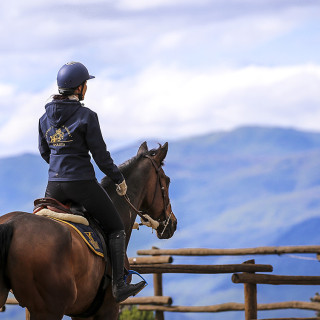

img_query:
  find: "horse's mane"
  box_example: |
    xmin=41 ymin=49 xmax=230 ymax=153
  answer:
xmin=100 ymin=146 xmax=163 ymax=191
xmin=100 ymin=153 xmax=144 ymax=190
xmin=119 ymin=154 xmax=143 ymax=176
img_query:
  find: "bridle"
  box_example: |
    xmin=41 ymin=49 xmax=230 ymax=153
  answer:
xmin=123 ymin=155 xmax=173 ymax=237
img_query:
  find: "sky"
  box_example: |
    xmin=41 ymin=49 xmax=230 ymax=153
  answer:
xmin=1 ymin=0 xmax=320 ymax=157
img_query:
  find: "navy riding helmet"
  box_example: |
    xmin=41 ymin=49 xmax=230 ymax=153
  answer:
xmin=57 ymin=62 xmax=95 ymax=90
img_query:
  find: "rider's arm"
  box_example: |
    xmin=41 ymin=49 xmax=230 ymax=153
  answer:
xmin=85 ymin=110 xmax=124 ymax=184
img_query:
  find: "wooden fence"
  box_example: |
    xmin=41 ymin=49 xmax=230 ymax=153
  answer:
xmin=131 ymin=246 xmax=320 ymax=320
xmin=2 ymin=245 xmax=320 ymax=320
xmin=129 ymin=253 xmax=274 ymax=320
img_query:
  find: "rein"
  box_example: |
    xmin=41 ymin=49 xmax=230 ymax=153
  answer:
xmin=123 ymin=194 xmax=148 ymax=222
xmin=123 ymin=155 xmax=172 ymax=236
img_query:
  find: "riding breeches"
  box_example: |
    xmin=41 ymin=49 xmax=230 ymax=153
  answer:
xmin=45 ymin=180 xmax=124 ymax=234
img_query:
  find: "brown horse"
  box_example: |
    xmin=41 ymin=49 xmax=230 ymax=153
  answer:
xmin=0 ymin=142 xmax=177 ymax=320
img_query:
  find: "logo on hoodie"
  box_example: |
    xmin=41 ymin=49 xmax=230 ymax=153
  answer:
xmin=50 ymin=128 xmax=64 ymax=143
xmin=46 ymin=126 xmax=73 ymax=147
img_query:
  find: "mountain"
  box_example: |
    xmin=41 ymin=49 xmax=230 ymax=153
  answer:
xmin=1 ymin=126 xmax=320 ymax=319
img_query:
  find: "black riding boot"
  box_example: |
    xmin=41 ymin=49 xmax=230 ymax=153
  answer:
xmin=108 ymin=230 xmax=146 ymax=303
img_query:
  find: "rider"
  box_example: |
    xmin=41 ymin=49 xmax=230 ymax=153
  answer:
xmin=38 ymin=61 xmax=146 ymax=303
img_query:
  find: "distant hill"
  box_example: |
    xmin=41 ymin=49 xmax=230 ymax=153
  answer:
xmin=1 ymin=126 xmax=320 ymax=320
xmin=0 ymin=154 xmax=47 ymax=213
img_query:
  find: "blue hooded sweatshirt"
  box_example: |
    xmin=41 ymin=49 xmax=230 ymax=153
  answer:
xmin=38 ymin=99 xmax=124 ymax=184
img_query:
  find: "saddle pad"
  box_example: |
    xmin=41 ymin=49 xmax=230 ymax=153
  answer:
xmin=51 ymin=217 xmax=104 ymax=258
xmin=35 ymin=208 xmax=89 ymax=225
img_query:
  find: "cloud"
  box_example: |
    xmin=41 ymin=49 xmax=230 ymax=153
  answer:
xmin=0 ymin=84 xmax=55 ymax=156
xmin=85 ymin=63 xmax=320 ymax=145
xmin=116 ymin=0 xmax=211 ymax=11
xmin=0 ymin=0 xmax=316 ymax=63
xmin=1 ymin=62 xmax=319 ymax=158
xmin=0 ymin=0 xmax=320 ymax=157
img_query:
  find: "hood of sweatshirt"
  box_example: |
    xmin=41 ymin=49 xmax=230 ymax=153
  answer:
xmin=45 ymin=99 xmax=81 ymax=128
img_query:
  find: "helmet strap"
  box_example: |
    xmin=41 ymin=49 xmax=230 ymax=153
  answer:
xmin=78 ymin=84 xmax=83 ymax=101
xmin=78 ymin=83 xmax=85 ymax=101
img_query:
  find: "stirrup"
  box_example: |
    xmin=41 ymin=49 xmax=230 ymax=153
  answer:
xmin=124 ymin=270 xmax=148 ymax=287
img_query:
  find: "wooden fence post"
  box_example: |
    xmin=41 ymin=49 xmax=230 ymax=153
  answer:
xmin=243 ymin=260 xmax=257 ymax=320
xmin=152 ymin=247 xmax=165 ymax=320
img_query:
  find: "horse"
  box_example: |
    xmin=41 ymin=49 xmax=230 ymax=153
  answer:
xmin=0 ymin=142 xmax=177 ymax=320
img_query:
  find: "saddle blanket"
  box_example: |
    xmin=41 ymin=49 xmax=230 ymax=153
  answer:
xmin=50 ymin=217 xmax=105 ymax=258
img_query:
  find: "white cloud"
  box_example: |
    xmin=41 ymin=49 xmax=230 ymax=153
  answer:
xmin=2 ymin=62 xmax=320 ymax=157
xmin=0 ymin=0 xmax=320 ymax=157
xmin=0 ymin=84 xmax=55 ymax=157
xmin=0 ymin=84 xmax=14 ymax=97
xmin=87 ymin=63 xmax=320 ymax=140
xmin=153 ymin=32 xmax=184 ymax=51
xmin=1 ymin=63 xmax=315 ymax=155
xmin=116 ymin=0 xmax=210 ymax=11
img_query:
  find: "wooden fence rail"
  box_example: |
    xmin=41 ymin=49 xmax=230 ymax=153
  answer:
xmin=128 ymin=256 xmax=173 ymax=265
xmin=122 ymin=296 xmax=173 ymax=306
xmin=137 ymin=245 xmax=320 ymax=257
xmin=257 ymin=318 xmax=320 ymax=320
xmin=256 ymin=318 xmax=320 ymax=320
xmin=2 ymin=296 xmax=173 ymax=307
xmin=131 ymin=263 xmax=273 ymax=274
xmin=138 ymin=301 xmax=320 ymax=313
xmin=232 ymin=273 xmax=320 ymax=285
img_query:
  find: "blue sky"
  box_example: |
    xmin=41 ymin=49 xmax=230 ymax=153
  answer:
xmin=0 ymin=0 xmax=320 ymax=157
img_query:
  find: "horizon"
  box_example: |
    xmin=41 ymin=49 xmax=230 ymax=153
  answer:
xmin=1 ymin=124 xmax=320 ymax=160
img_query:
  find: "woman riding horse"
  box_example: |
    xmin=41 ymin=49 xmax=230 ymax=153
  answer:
xmin=38 ymin=61 xmax=145 ymax=303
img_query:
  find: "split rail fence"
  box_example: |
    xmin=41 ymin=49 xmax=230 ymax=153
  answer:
xmin=130 ymin=245 xmax=320 ymax=320
xmin=2 ymin=245 xmax=320 ymax=320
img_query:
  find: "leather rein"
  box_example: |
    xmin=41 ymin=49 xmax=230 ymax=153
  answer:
xmin=123 ymin=155 xmax=173 ymax=236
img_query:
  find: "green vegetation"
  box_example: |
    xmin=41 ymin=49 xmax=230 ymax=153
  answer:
xmin=118 ymin=305 xmax=155 ymax=320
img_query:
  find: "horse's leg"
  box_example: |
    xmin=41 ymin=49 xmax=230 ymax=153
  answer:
xmin=29 ymin=311 xmax=64 ymax=320
xmin=71 ymin=288 xmax=119 ymax=320
xmin=72 ymin=254 xmax=130 ymax=320
xmin=0 ymin=223 xmax=13 ymax=307
xmin=0 ymin=282 xmax=9 ymax=309
xmin=94 ymin=289 xmax=119 ymax=320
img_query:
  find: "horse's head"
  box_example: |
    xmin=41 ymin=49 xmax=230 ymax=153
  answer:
xmin=136 ymin=142 xmax=177 ymax=239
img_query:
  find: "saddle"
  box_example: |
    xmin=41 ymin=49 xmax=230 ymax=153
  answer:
xmin=34 ymin=197 xmax=87 ymax=215
xmin=34 ymin=197 xmax=72 ymax=213
xmin=34 ymin=198 xmax=90 ymax=226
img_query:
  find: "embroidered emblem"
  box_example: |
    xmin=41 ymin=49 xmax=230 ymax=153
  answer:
xmin=50 ymin=129 xmax=64 ymax=143
xmin=85 ymin=232 xmax=100 ymax=250
xmin=45 ymin=126 xmax=73 ymax=147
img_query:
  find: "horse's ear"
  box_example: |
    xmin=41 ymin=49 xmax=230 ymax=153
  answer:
xmin=137 ymin=141 xmax=148 ymax=156
xmin=154 ymin=142 xmax=168 ymax=163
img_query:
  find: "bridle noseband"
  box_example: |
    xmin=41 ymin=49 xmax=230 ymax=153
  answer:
xmin=123 ymin=155 xmax=173 ymax=236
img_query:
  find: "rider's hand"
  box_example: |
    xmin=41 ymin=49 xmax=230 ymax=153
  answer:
xmin=116 ymin=180 xmax=127 ymax=196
